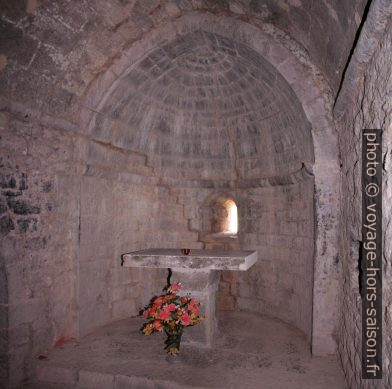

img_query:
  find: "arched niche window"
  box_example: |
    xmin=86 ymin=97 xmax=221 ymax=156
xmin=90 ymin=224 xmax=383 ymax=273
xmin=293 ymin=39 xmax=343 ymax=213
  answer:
xmin=214 ymin=198 xmax=238 ymax=234
xmin=201 ymin=194 xmax=238 ymax=238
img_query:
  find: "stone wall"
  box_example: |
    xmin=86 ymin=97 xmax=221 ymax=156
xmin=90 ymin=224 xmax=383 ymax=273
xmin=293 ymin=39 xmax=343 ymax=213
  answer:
xmin=335 ymin=11 xmax=392 ymax=389
xmin=225 ymin=179 xmax=314 ymax=344
xmin=173 ymin=178 xmax=315 ymax=346
xmin=0 ymin=108 xmax=79 ymax=387
xmin=0 ymin=106 xmax=205 ymax=386
xmin=222 ymin=0 xmax=368 ymax=94
xmin=0 ymin=1 xmax=348 ymax=387
xmin=76 ymin=175 xmax=199 ymax=336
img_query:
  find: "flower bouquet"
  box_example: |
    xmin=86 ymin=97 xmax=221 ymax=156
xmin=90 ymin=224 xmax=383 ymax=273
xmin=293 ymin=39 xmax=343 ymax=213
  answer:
xmin=140 ymin=283 xmax=205 ymax=355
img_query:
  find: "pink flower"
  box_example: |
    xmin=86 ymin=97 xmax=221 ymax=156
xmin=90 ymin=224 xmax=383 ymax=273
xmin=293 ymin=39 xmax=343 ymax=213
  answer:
xmin=188 ymin=299 xmax=197 ymax=309
xmin=180 ymin=313 xmax=191 ymax=326
xmin=166 ymin=303 xmax=176 ymax=312
xmin=158 ymin=302 xmax=178 ymax=320
xmin=158 ymin=310 xmax=170 ymax=320
xmin=170 ymin=283 xmax=181 ymax=292
xmin=191 ymin=304 xmax=200 ymax=315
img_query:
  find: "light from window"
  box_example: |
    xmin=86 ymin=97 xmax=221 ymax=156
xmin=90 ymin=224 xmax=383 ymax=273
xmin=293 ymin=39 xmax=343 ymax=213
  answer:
xmin=226 ymin=199 xmax=238 ymax=234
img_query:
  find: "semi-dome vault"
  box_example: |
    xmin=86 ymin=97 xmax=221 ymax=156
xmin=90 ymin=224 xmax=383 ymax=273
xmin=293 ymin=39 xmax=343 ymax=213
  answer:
xmin=88 ymin=30 xmax=314 ymax=181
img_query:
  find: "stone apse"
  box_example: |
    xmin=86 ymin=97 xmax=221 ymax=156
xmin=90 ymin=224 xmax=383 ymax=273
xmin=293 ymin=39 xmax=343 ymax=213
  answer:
xmin=2 ymin=1 xmax=391 ymax=388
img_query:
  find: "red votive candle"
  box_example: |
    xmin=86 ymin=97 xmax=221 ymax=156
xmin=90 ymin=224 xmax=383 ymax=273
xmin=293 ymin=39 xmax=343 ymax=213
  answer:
xmin=182 ymin=248 xmax=190 ymax=255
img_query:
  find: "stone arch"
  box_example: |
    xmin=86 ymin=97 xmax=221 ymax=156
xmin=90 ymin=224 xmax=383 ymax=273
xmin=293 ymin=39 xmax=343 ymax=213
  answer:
xmin=78 ymin=13 xmax=340 ymax=356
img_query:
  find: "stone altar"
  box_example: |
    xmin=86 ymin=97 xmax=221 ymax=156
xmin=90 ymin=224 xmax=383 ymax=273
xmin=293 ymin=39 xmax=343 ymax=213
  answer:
xmin=121 ymin=249 xmax=257 ymax=347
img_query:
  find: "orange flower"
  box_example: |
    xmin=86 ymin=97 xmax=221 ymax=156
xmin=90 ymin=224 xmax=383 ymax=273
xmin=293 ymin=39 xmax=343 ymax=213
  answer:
xmin=143 ymin=324 xmax=153 ymax=335
xmin=147 ymin=305 xmax=158 ymax=318
xmin=154 ymin=297 xmax=164 ymax=305
xmin=163 ymin=294 xmax=176 ymax=302
xmin=152 ymin=320 xmax=163 ymax=331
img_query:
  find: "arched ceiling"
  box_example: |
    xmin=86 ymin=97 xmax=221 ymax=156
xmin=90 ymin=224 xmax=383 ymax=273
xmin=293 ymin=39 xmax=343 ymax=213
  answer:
xmin=0 ymin=0 xmax=367 ymax=118
xmin=90 ymin=30 xmax=313 ymax=180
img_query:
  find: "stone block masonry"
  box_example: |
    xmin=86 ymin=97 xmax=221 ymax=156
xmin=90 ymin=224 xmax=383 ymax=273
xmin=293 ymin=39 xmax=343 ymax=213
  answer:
xmin=0 ymin=111 xmax=79 ymax=387
xmin=0 ymin=0 xmax=364 ymax=386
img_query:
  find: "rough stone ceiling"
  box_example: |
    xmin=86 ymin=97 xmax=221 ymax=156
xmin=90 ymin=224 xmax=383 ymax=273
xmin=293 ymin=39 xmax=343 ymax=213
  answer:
xmin=0 ymin=0 xmax=367 ymax=119
xmin=91 ymin=31 xmax=313 ymax=181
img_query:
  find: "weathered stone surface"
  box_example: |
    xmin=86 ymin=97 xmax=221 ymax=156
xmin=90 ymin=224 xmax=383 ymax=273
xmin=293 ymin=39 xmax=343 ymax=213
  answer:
xmin=30 ymin=312 xmax=347 ymax=389
xmin=78 ymin=370 xmax=114 ymax=389
xmin=334 ymin=9 xmax=392 ymax=389
xmin=1 ymin=1 xmax=386 ymax=387
xmin=36 ymin=365 xmax=77 ymax=386
xmin=0 ymin=215 xmax=14 ymax=234
xmin=175 ymin=273 xmax=218 ymax=348
xmin=122 ymin=249 xmax=257 ymax=271
xmin=171 ymin=269 xmax=219 ymax=292
xmin=6 ymin=199 xmax=40 ymax=215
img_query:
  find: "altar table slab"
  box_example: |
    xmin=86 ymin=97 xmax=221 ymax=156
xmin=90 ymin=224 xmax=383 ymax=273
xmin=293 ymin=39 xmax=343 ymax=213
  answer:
xmin=121 ymin=249 xmax=258 ymax=347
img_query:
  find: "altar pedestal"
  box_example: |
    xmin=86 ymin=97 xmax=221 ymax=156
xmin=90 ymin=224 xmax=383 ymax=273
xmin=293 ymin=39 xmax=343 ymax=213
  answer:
xmin=121 ymin=249 xmax=257 ymax=348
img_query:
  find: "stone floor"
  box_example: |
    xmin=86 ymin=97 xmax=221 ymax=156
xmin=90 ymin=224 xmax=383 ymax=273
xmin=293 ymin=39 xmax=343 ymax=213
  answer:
xmin=26 ymin=312 xmax=347 ymax=389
